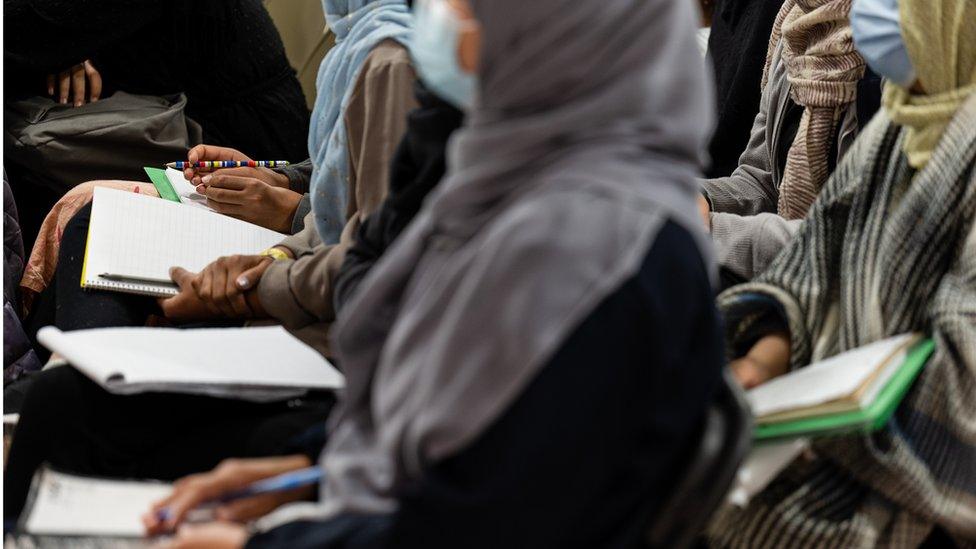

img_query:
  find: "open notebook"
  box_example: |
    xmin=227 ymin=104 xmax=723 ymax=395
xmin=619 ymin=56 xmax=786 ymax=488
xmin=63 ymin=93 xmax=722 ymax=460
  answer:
xmin=748 ymin=333 xmax=933 ymax=440
xmin=81 ymin=187 xmax=285 ymax=297
xmin=36 ymin=325 xmax=344 ymax=402
xmin=20 ymin=469 xmax=170 ymax=539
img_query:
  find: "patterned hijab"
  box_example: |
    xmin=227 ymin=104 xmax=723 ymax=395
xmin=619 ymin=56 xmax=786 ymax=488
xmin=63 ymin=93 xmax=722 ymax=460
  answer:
xmin=763 ymin=0 xmax=866 ymax=219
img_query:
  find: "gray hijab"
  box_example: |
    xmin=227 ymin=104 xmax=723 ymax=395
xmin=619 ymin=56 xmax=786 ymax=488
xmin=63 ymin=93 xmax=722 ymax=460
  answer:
xmin=263 ymin=0 xmax=715 ymax=525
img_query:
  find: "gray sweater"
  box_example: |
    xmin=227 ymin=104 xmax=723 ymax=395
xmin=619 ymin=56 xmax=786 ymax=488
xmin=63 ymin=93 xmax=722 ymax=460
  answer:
xmin=702 ymin=42 xmax=861 ymax=281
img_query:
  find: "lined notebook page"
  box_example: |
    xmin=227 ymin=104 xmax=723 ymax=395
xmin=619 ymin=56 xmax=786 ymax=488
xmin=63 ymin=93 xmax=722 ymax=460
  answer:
xmin=85 ymin=187 xmax=285 ymax=284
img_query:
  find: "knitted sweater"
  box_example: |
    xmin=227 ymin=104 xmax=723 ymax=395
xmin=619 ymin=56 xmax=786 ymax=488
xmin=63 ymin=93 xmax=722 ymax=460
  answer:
xmin=710 ymin=94 xmax=976 ymax=547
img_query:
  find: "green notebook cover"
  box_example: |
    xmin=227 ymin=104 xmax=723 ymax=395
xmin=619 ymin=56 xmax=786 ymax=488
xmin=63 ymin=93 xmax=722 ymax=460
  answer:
xmin=754 ymin=339 xmax=935 ymax=441
xmin=144 ymin=167 xmax=180 ymax=203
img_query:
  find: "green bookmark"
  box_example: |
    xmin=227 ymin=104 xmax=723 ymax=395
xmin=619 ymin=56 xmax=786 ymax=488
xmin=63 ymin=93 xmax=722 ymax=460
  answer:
xmin=144 ymin=167 xmax=180 ymax=203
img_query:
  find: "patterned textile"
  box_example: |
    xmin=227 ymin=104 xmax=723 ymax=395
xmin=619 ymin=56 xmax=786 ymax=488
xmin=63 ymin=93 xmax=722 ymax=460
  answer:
xmin=19 ymin=181 xmax=158 ymax=315
xmin=763 ymin=0 xmax=865 ymax=219
xmin=710 ymin=94 xmax=976 ymax=547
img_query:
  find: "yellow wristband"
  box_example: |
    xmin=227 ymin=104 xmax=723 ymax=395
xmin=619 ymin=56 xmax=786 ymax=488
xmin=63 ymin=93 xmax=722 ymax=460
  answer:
xmin=259 ymin=247 xmax=290 ymax=261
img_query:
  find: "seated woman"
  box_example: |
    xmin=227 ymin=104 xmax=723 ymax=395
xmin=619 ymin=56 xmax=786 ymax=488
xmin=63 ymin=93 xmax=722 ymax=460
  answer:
xmin=4 ymin=0 xmax=417 ymax=518
xmin=147 ymin=0 xmax=725 ymax=547
xmin=699 ymin=0 xmax=882 ymax=284
xmin=22 ymin=0 xmax=417 ymax=338
xmin=4 ymin=0 xmax=310 ymax=161
xmin=710 ymin=0 xmax=976 ymax=545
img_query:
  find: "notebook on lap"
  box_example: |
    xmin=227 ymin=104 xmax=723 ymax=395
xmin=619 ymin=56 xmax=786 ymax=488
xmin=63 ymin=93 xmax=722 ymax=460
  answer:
xmin=36 ymin=325 xmax=344 ymax=402
xmin=80 ymin=187 xmax=285 ymax=297
xmin=747 ymin=333 xmax=934 ymax=441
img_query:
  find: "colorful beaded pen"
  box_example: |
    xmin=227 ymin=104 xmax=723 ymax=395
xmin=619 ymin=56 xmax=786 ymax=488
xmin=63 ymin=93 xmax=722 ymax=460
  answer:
xmin=165 ymin=160 xmax=290 ymax=169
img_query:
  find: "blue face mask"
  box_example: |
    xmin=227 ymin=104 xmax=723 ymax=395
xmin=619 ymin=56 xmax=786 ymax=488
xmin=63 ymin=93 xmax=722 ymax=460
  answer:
xmin=409 ymin=0 xmax=477 ymax=109
xmin=850 ymin=0 xmax=916 ymax=88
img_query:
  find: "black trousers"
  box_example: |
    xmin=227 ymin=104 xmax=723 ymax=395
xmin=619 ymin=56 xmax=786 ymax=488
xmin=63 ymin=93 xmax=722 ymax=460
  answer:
xmin=4 ymin=366 xmax=334 ymax=519
xmin=25 ymin=202 xmax=161 ymax=365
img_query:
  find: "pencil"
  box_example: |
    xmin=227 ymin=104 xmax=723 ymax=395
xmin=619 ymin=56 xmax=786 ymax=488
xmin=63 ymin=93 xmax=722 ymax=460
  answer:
xmin=98 ymin=273 xmax=177 ymax=286
xmin=166 ymin=160 xmax=290 ymax=169
xmin=155 ymin=467 xmax=323 ymax=523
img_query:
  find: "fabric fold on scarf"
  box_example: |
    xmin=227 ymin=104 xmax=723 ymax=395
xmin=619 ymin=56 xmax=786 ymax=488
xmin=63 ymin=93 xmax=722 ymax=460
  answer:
xmin=763 ymin=0 xmax=865 ymax=219
xmin=308 ymin=0 xmax=411 ymax=244
xmin=882 ymin=0 xmax=976 ymax=169
xmin=258 ymin=0 xmax=715 ymax=529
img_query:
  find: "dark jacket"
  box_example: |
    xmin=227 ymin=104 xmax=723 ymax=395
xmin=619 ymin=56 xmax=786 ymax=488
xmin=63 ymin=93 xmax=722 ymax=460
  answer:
xmin=332 ymin=83 xmax=464 ymax=313
xmin=4 ymin=0 xmax=310 ymax=161
xmin=4 ymin=175 xmax=41 ymax=384
xmin=706 ymin=0 xmax=785 ymax=178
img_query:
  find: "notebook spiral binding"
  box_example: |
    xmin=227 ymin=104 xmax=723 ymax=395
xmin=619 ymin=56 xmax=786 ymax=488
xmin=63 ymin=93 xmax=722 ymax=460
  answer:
xmin=83 ymin=278 xmax=179 ymax=298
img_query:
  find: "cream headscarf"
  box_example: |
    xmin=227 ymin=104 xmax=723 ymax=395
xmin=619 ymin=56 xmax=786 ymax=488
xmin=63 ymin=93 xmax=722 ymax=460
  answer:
xmin=883 ymin=0 xmax=976 ymax=168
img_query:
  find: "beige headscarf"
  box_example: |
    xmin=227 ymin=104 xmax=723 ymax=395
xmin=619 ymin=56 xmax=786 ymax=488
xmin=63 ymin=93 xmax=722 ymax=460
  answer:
xmin=763 ymin=0 xmax=866 ymax=219
xmin=883 ymin=0 xmax=976 ymax=169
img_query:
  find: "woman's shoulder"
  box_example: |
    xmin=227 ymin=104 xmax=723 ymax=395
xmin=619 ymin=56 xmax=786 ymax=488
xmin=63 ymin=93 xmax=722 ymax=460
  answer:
xmin=363 ymin=39 xmax=413 ymax=73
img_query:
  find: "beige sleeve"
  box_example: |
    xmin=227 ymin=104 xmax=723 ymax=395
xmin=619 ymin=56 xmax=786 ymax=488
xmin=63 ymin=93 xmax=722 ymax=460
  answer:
xmin=275 ymin=211 xmax=320 ymax=258
xmin=343 ymin=39 xmax=418 ymax=222
xmin=258 ymin=216 xmax=359 ymax=328
xmin=257 ymin=41 xmax=417 ymax=329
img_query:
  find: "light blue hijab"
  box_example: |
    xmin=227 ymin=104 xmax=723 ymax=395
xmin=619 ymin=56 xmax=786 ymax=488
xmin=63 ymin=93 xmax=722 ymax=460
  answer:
xmin=309 ymin=0 xmax=412 ymax=244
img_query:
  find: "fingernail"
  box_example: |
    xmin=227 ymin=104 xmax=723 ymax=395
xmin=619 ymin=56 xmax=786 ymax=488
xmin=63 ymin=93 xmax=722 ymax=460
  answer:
xmin=196 ymin=185 xmax=206 ymax=193
xmin=201 ymin=174 xmax=212 ymax=184
xmin=74 ymin=101 xmax=82 ymax=107
xmin=236 ymin=276 xmax=249 ymax=288
xmin=60 ymin=98 xmax=67 ymax=104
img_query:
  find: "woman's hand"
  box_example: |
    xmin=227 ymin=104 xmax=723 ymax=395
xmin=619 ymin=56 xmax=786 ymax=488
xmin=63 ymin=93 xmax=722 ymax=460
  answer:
xmin=198 ymin=173 xmax=303 ymax=232
xmin=190 ymin=255 xmax=275 ymax=319
xmin=158 ymin=267 xmax=220 ymax=323
xmin=152 ymin=522 xmax=249 ymax=549
xmin=144 ymin=455 xmax=313 ymax=537
xmin=183 ymin=145 xmax=290 ymax=189
xmin=47 ymin=60 xmax=101 ymax=106
xmin=730 ymin=332 xmax=791 ymax=389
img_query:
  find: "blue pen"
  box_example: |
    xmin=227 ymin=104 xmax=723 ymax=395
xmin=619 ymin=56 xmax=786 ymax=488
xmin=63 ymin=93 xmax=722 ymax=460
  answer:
xmin=156 ymin=467 xmax=323 ymax=523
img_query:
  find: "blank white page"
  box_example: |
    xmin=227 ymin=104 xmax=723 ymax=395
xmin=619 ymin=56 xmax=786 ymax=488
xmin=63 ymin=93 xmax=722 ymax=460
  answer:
xmin=747 ymin=333 xmax=917 ymax=418
xmin=86 ymin=186 xmax=285 ymax=281
xmin=37 ymin=326 xmax=344 ymax=394
xmin=165 ymin=167 xmax=213 ymax=211
xmin=24 ymin=469 xmax=171 ymax=537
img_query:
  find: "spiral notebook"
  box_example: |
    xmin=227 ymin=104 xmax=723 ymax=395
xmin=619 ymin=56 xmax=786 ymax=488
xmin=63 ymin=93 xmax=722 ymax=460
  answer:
xmin=80 ymin=187 xmax=286 ymax=297
xmin=36 ymin=325 xmax=344 ymax=401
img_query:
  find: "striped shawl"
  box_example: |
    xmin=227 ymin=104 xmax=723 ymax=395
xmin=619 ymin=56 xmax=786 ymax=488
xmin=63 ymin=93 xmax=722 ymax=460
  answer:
xmin=709 ymin=92 xmax=976 ymax=548
xmin=763 ymin=0 xmax=865 ymax=220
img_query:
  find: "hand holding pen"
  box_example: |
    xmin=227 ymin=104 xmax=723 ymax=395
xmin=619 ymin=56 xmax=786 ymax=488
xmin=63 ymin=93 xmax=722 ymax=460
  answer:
xmin=179 ymin=145 xmax=291 ymax=189
xmin=143 ymin=456 xmax=319 ymax=536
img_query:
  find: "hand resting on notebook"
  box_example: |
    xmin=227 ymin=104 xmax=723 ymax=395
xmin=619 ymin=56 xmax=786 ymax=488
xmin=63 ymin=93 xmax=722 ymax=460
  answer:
xmin=730 ymin=332 xmax=791 ymax=389
xmin=159 ymin=252 xmax=290 ymax=321
xmin=197 ymin=173 xmax=303 ymax=233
